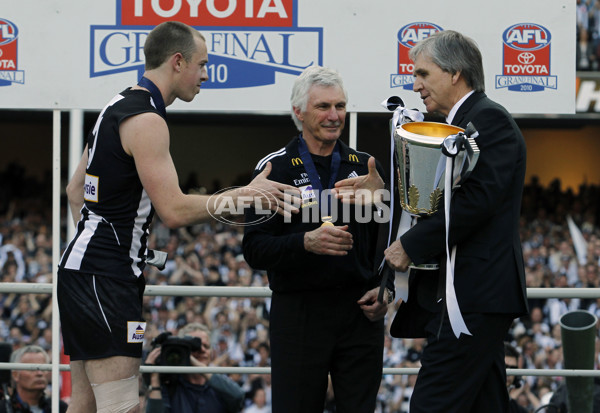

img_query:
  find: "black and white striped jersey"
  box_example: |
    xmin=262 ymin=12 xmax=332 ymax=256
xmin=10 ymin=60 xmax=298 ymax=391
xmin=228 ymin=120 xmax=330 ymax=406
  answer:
xmin=59 ymin=88 xmax=163 ymax=279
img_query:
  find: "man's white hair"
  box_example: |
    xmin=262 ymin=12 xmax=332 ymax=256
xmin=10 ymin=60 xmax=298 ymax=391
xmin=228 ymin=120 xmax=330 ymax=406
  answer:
xmin=290 ymin=66 xmax=348 ymax=131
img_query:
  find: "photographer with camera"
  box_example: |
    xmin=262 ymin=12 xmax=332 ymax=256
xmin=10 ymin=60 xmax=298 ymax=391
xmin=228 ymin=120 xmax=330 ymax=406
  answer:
xmin=144 ymin=323 xmax=244 ymax=413
xmin=505 ymin=342 xmax=540 ymax=413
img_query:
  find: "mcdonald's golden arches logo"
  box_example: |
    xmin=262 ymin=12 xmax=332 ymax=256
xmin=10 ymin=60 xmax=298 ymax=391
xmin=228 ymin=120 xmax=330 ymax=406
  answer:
xmin=348 ymin=154 xmax=359 ymax=163
xmin=291 ymin=157 xmax=303 ymax=166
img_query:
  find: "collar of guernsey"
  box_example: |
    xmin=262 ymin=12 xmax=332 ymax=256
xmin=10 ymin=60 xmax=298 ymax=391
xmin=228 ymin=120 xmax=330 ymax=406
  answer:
xmin=138 ymin=76 xmax=166 ymax=118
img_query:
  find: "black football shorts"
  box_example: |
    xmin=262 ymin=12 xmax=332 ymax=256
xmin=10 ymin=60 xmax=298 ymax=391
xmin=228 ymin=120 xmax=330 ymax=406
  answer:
xmin=57 ymin=269 xmax=146 ymax=361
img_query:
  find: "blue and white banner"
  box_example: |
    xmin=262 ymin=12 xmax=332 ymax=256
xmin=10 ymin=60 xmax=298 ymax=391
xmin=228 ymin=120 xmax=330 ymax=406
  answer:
xmin=0 ymin=0 xmax=575 ymax=114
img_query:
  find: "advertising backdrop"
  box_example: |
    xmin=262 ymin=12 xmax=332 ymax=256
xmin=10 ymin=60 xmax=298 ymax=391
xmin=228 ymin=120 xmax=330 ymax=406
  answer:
xmin=0 ymin=0 xmax=575 ymax=114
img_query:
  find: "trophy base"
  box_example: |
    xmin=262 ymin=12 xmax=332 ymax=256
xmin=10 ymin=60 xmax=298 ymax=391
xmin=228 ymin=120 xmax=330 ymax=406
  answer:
xmin=409 ymin=263 xmax=439 ymax=271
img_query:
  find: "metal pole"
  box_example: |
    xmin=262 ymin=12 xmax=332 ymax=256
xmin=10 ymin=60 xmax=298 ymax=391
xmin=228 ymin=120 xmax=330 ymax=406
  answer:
xmin=68 ymin=109 xmax=84 ymax=241
xmin=1 ymin=362 xmax=599 ymax=378
xmin=51 ymin=110 xmax=61 ymax=413
xmin=2 ymin=283 xmax=600 ymax=300
xmin=349 ymin=111 xmax=357 ymax=149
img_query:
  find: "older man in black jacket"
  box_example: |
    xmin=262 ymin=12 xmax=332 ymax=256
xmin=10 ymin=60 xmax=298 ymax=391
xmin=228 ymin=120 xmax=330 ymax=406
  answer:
xmin=385 ymin=30 xmax=529 ymax=413
xmin=243 ymin=65 xmax=395 ymax=413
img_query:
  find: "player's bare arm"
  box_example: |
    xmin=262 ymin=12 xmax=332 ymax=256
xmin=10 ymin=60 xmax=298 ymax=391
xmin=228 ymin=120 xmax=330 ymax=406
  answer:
xmin=123 ymin=112 xmax=300 ymax=227
xmin=65 ymin=145 xmax=88 ymax=226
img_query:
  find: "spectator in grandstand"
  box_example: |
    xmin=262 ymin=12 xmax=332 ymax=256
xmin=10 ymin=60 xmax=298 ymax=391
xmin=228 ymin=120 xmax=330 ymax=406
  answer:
xmin=387 ymin=366 xmax=418 ymax=413
xmin=505 ymin=342 xmax=540 ymax=413
xmin=56 ymin=21 xmax=300 ymax=413
xmin=578 ymin=0 xmax=590 ymax=36
xmin=0 ymin=345 xmax=68 ymax=413
xmin=577 ymin=25 xmax=598 ymax=71
xmin=591 ymin=1 xmax=600 ymax=55
xmin=544 ymin=276 xmax=581 ymax=327
xmin=144 ymin=322 xmax=244 ymax=413
xmin=384 ymin=30 xmax=528 ymax=413
xmin=243 ymin=388 xmax=268 ymax=413
xmin=585 ymin=263 xmax=600 ymax=287
xmin=243 ymin=65 xmax=395 ymax=413
xmin=0 ymin=246 xmax=25 ymax=282
xmin=549 ymin=377 xmax=600 ymax=412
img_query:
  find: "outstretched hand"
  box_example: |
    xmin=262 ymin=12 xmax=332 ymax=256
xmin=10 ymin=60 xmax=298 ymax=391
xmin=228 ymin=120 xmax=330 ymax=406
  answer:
xmin=248 ymin=162 xmax=301 ymax=217
xmin=332 ymin=157 xmax=385 ymax=205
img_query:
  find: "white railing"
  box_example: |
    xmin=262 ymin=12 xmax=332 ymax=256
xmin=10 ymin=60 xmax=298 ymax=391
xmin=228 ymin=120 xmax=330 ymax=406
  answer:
xmin=0 ymin=283 xmax=598 ymax=376
xmin=2 ymin=363 xmax=597 ymax=378
xmin=3 ymin=282 xmax=600 ymax=299
xmin=1 ymin=282 xmax=598 ymax=413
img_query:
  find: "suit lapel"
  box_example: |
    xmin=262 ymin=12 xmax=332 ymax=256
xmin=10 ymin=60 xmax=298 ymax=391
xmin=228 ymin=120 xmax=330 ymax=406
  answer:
xmin=451 ymin=92 xmax=486 ymax=127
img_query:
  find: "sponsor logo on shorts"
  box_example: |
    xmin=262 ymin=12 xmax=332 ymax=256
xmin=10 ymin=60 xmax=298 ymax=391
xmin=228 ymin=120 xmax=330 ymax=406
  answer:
xmin=127 ymin=321 xmax=146 ymax=343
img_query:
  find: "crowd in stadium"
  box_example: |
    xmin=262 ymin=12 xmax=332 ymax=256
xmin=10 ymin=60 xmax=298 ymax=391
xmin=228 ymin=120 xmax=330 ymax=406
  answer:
xmin=0 ymin=159 xmax=599 ymax=412
xmin=577 ymin=0 xmax=600 ymax=71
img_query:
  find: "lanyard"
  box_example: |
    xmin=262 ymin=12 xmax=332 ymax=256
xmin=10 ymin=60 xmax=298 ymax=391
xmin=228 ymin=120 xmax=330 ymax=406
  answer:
xmin=137 ymin=76 xmax=166 ymax=118
xmin=297 ymin=134 xmax=341 ymax=217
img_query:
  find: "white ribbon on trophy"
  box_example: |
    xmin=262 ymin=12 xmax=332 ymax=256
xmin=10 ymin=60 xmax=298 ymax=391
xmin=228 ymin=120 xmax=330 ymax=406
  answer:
xmin=434 ymin=124 xmax=480 ymax=338
xmin=380 ymin=97 xmax=423 ymax=279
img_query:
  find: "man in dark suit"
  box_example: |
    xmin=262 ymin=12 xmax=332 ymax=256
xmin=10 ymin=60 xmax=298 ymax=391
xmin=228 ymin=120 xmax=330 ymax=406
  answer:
xmin=384 ymin=30 xmax=529 ymax=413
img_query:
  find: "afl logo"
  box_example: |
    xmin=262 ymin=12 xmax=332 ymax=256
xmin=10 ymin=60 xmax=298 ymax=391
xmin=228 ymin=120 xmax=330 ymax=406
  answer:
xmin=0 ymin=19 xmax=18 ymax=46
xmin=397 ymin=22 xmax=443 ymax=48
xmin=502 ymin=23 xmax=551 ymax=51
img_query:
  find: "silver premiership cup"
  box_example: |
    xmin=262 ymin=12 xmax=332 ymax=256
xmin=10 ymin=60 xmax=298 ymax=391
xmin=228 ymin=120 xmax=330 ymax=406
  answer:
xmin=395 ymin=121 xmax=464 ymax=216
xmin=394 ymin=121 xmax=479 ymax=270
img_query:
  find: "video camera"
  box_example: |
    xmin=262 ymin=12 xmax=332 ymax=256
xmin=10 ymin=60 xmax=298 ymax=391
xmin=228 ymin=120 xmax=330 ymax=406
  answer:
xmin=151 ymin=331 xmax=203 ymax=367
xmin=149 ymin=332 xmax=204 ymax=387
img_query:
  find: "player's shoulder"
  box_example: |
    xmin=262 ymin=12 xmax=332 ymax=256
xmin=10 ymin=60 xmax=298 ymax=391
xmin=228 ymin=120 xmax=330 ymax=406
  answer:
xmin=109 ymin=89 xmax=164 ymax=126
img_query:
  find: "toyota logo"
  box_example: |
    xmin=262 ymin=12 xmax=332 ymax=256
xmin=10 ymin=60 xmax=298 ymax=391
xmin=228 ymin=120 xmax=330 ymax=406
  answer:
xmin=518 ymin=52 xmax=536 ymax=64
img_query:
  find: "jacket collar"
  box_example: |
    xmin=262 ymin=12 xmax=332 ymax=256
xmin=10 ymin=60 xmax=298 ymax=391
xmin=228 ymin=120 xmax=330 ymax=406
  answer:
xmin=450 ymin=91 xmax=486 ymax=127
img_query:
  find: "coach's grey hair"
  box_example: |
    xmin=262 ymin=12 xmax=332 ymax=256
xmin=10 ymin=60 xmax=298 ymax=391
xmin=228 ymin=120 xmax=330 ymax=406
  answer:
xmin=409 ymin=30 xmax=485 ymax=92
xmin=10 ymin=344 xmax=50 ymax=364
xmin=290 ymin=66 xmax=348 ymax=131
